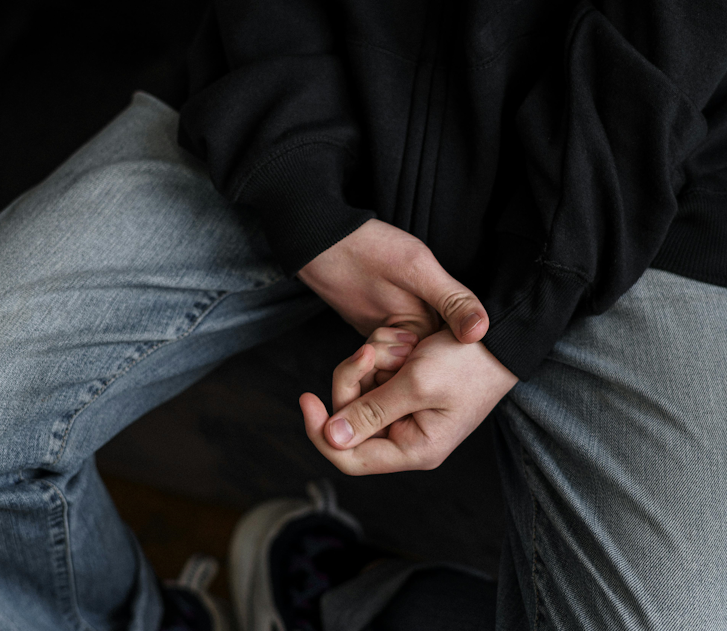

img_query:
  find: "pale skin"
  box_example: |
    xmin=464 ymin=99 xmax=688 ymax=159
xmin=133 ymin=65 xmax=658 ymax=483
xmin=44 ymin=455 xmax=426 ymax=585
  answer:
xmin=296 ymin=218 xmax=490 ymax=343
xmin=297 ymin=218 xmax=519 ymax=475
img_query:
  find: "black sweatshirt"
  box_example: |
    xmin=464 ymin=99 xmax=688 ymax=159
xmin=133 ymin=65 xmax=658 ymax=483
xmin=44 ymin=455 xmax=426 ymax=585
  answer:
xmin=178 ymin=0 xmax=727 ymax=380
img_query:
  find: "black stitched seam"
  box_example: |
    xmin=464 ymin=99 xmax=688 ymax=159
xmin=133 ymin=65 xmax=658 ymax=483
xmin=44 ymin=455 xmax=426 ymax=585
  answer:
xmin=536 ymin=258 xmax=592 ymax=285
xmin=520 ymin=446 xmax=543 ymax=631
xmin=539 ymin=7 xmax=588 ymax=267
xmin=468 ymin=30 xmax=548 ymax=71
xmin=346 ymin=38 xmax=420 ymax=64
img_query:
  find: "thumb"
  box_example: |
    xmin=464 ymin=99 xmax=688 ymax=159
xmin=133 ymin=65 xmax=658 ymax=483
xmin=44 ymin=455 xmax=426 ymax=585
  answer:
xmin=400 ymin=250 xmax=489 ymax=343
xmin=300 ymin=392 xmax=329 ymax=438
xmin=324 ymin=377 xmax=415 ymax=449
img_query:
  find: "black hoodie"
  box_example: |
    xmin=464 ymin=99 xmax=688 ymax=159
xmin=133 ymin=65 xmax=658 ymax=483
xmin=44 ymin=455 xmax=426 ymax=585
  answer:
xmin=179 ymin=0 xmax=727 ymax=379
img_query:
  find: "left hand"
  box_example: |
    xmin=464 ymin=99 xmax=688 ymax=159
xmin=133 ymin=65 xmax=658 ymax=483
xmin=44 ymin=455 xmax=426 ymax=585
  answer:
xmin=300 ymin=328 xmax=519 ymax=475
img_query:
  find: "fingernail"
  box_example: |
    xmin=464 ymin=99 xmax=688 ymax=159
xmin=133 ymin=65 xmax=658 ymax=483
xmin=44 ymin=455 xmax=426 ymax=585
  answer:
xmin=350 ymin=344 xmax=366 ymax=362
xmin=388 ymin=344 xmax=412 ymax=357
xmin=329 ymin=418 xmax=354 ymax=446
xmin=396 ymin=331 xmax=418 ymax=343
xmin=460 ymin=313 xmax=481 ymax=336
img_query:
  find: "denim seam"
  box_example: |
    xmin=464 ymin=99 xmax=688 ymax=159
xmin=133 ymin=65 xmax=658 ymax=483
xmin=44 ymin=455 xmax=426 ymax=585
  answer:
xmin=47 ymin=290 xmax=230 ymax=467
xmin=38 ymin=479 xmax=99 ymax=631
xmin=521 ymin=445 xmax=543 ymax=631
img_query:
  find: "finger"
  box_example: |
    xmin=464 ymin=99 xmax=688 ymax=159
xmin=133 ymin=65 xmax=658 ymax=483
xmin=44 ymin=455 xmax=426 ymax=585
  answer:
xmin=304 ymin=402 xmax=413 ymax=475
xmin=338 ymin=339 xmax=415 ymax=408
xmin=326 ymin=435 xmax=415 ymax=475
xmin=366 ymin=327 xmax=419 ymax=346
xmin=398 ymin=251 xmax=489 ymax=344
xmin=383 ymin=312 xmax=440 ymax=341
xmin=324 ymin=374 xmax=418 ymax=450
xmin=367 ymin=342 xmax=413 ymax=370
xmin=332 ymin=344 xmax=375 ymax=413
xmin=300 ymin=392 xmax=330 ymax=439
xmin=332 ymin=342 xmax=412 ymax=412
xmin=304 ymin=389 xmax=454 ymax=475
xmin=357 ymin=345 xmax=411 ymax=397
xmin=357 ymin=344 xmax=411 ymax=395
xmin=303 ymin=390 xmax=395 ymax=474
xmin=310 ymin=413 xmax=444 ymax=476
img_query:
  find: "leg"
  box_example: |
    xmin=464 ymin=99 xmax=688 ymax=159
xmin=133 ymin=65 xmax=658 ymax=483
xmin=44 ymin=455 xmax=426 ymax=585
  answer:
xmin=494 ymin=269 xmax=727 ymax=630
xmin=224 ymin=479 xmax=497 ymax=631
xmin=0 ymin=93 xmax=324 ymax=631
xmin=326 ymin=563 xmax=497 ymax=631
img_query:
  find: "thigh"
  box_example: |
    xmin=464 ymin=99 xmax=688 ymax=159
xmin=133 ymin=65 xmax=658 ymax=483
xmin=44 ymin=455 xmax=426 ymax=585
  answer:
xmin=0 ymin=92 xmax=324 ymax=476
xmin=494 ymin=269 xmax=727 ymax=630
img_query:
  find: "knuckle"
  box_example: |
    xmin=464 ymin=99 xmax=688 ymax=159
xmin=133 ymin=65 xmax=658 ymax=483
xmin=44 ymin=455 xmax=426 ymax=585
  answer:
xmin=407 ymin=242 xmax=433 ymax=264
xmin=353 ymin=399 xmax=387 ymax=432
xmin=405 ymin=247 xmax=435 ymax=279
xmin=421 ymin=454 xmax=445 ymax=471
xmin=416 ymin=444 xmax=447 ymax=471
xmin=369 ymin=341 xmax=386 ymax=356
xmin=440 ymin=291 xmax=472 ymax=321
xmin=408 ymin=373 xmax=428 ymax=400
xmin=407 ymin=369 xmax=439 ymax=403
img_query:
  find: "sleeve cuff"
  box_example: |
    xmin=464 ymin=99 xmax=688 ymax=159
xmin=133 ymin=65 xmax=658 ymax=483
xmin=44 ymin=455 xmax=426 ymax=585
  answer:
xmin=235 ymin=141 xmax=376 ymax=276
xmin=483 ymin=264 xmax=589 ymax=381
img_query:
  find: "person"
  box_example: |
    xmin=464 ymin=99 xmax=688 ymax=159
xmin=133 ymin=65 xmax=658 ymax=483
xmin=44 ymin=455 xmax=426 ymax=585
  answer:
xmin=2 ymin=0 xmax=727 ymax=628
xmin=0 ymin=92 xmax=495 ymax=631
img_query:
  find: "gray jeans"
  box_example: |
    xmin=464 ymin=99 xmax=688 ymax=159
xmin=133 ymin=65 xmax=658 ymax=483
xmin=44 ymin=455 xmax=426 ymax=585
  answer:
xmin=1 ymin=92 xmax=726 ymax=630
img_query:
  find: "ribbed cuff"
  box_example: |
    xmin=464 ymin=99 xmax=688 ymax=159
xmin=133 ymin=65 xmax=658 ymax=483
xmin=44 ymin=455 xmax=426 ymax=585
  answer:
xmin=237 ymin=141 xmax=376 ymax=276
xmin=651 ymin=191 xmax=727 ymax=287
xmin=483 ymin=265 xmax=588 ymax=381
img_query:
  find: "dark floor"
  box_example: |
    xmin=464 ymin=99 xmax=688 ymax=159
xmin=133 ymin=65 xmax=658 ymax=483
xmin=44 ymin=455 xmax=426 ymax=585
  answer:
xmin=2 ymin=0 xmax=505 ymax=580
xmin=0 ymin=0 xmax=206 ymax=210
xmin=102 ymin=474 xmax=240 ymax=600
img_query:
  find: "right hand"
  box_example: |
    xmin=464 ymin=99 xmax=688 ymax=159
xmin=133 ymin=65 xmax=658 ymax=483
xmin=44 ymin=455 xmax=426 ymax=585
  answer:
xmin=296 ymin=219 xmax=489 ymax=343
xmin=302 ymin=326 xmax=518 ymax=475
xmin=331 ymin=326 xmax=418 ymax=414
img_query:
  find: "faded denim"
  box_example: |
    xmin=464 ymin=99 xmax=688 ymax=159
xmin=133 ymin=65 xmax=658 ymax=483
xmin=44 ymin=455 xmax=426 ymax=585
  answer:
xmin=0 ymin=93 xmax=324 ymax=631
xmin=1 ymin=92 xmax=726 ymax=631
xmin=494 ymin=268 xmax=727 ymax=630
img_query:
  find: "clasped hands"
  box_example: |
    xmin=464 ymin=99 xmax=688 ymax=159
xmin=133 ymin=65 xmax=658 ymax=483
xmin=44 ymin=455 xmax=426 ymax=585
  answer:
xmin=297 ymin=219 xmax=518 ymax=475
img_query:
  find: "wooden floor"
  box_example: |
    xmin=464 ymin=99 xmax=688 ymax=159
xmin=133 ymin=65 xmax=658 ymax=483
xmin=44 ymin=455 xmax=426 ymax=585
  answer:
xmin=103 ymin=475 xmax=243 ymax=600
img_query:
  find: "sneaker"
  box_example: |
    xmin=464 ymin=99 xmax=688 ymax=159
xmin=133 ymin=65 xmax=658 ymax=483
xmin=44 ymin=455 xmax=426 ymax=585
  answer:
xmin=161 ymin=554 xmax=233 ymax=631
xmin=229 ymin=480 xmax=379 ymax=631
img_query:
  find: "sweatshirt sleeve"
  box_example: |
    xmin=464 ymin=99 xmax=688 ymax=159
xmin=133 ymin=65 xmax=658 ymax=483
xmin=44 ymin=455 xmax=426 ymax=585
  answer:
xmin=177 ymin=0 xmax=375 ymax=276
xmin=482 ymin=0 xmax=727 ymax=379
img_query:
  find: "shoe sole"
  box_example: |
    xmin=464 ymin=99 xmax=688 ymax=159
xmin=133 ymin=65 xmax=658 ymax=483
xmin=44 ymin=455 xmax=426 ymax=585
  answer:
xmin=229 ymin=497 xmax=310 ymax=631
